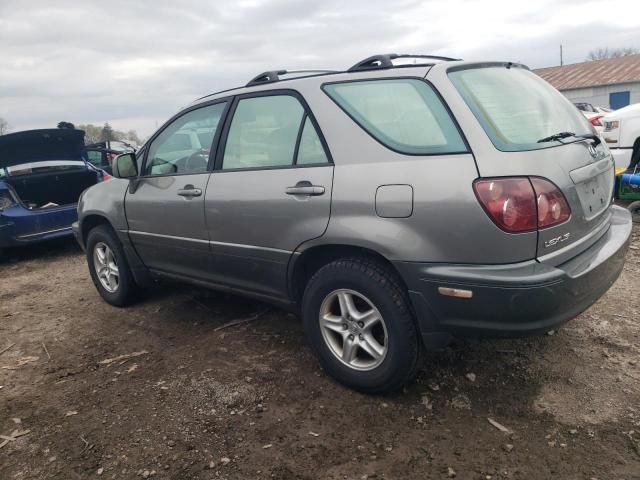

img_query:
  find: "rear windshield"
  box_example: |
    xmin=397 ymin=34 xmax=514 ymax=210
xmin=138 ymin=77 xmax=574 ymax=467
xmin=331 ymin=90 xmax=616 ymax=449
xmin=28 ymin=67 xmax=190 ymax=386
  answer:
xmin=448 ymin=66 xmax=592 ymax=152
xmin=323 ymin=79 xmax=467 ymax=155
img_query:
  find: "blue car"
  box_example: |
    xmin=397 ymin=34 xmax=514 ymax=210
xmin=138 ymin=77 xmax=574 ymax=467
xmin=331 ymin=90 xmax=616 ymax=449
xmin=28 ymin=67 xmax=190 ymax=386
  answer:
xmin=0 ymin=129 xmax=108 ymax=255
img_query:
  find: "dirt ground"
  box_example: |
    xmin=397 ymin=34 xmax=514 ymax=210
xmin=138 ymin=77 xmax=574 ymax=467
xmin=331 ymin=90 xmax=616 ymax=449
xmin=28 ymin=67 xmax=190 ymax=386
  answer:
xmin=1 ymin=225 xmax=639 ymax=480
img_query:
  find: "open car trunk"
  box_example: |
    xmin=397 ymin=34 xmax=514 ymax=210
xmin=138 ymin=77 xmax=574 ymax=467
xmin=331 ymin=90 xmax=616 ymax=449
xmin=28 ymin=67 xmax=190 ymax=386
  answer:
xmin=5 ymin=168 xmax=99 ymax=209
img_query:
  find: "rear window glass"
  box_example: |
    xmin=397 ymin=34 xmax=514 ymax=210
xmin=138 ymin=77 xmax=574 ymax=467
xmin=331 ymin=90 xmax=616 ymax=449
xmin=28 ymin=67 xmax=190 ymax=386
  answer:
xmin=323 ymin=79 xmax=467 ymax=155
xmin=448 ymin=66 xmax=592 ymax=152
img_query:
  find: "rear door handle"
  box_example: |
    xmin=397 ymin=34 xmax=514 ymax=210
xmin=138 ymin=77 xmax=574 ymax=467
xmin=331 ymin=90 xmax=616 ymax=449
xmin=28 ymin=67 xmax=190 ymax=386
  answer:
xmin=285 ymin=181 xmax=325 ymax=196
xmin=177 ymin=186 xmax=202 ymax=197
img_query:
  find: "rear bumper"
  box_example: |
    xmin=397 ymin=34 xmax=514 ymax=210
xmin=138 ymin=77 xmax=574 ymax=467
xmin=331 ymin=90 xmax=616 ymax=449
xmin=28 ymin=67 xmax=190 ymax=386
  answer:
xmin=395 ymin=205 xmax=632 ymax=347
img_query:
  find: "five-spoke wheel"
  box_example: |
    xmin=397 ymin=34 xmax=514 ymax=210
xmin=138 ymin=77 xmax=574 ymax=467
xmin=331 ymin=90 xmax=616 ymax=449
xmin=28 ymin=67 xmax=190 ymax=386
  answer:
xmin=302 ymin=257 xmax=420 ymax=393
xmin=93 ymin=242 xmax=120 ymax=293
xmin=86 ymin=224 xmax=138 ymax=307
xmin=319 ymin=289 xmax=388 ymax=371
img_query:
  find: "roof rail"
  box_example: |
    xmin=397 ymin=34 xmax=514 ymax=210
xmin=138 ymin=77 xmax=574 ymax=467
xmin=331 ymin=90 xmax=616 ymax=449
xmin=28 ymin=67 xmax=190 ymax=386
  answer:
xmin=347 ymin=53 xmax=461 ymax=72
xmin=246 ymin=69 xmax=339 ymax=87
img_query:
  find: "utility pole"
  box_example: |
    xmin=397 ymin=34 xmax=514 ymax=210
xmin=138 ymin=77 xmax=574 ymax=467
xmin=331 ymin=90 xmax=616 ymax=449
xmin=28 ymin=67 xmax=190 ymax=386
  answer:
xmin=560 ymin=44 xmax=564 ymax=66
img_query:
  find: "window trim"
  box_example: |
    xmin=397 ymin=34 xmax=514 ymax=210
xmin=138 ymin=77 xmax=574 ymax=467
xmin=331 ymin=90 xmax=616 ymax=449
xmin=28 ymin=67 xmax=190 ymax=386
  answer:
xmin=321 ymin=76 xmax=471 ymax=157
xmin=213 ymin=89 xmax=333 ymax=173
xmin=139 ymin=98 xmax=231 ymax=179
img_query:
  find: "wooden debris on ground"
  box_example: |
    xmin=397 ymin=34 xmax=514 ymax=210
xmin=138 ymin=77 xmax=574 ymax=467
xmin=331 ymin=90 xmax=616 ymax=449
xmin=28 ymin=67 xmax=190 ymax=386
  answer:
xmin=213 ymin=308 xmax=270 ymax=332
xmin=1 ymin=356 xmax=39 ymax=370
xmin=42 ymin=342 xmax=51 ymax=361
xmin=0 ymin=429 xmax=31 ymax=449
xmin=0 ymin=343 xmax=15 ymax=356
xmin=487 ymin=417 xmax=512 ymax=434
xmin=98 ymin=350 xmax=149 ymax=366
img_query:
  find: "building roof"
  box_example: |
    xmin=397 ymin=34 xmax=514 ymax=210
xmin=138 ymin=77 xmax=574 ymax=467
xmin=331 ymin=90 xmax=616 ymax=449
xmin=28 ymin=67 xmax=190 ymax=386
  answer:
xmin=534 ymin=54 xmax=640 ymax=90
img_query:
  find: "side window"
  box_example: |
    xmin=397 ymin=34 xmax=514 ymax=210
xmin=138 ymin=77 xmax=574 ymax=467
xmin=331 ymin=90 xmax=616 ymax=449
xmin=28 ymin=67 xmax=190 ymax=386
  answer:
xmin=296 ymin=117 xmax=329 ymax=165
xmin=323 ymin=79 xmax=467 ymax=155
xmin=223 ymin=95 xmax=304 ymax=170
xmin=144 ymin=102 xmax=226 ymax=176
xmin=86 ymin=150 xmax=106 ymax=167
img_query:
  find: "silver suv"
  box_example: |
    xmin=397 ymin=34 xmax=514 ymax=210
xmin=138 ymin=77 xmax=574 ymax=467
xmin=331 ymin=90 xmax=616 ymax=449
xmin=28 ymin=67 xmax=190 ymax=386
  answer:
xmin=74 ymin=54 xmax=632 ymax=393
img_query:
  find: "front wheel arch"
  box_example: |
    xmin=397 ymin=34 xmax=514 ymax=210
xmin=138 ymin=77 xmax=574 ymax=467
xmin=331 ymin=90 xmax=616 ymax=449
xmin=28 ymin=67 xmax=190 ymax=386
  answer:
xmin=80 ymin=214 xmax=113 ymax=248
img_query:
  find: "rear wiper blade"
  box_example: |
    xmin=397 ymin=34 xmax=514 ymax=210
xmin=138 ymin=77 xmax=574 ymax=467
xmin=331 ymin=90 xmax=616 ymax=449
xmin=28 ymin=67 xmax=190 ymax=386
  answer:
xmin=537 ymin=131 xmax=576 ymax=143
xmin=574 ymin=133 xmax=601 ymax=147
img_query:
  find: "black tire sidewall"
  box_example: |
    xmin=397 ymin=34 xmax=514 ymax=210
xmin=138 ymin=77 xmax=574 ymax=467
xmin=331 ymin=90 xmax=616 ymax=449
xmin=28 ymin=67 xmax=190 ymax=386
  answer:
xmin=86 ymin=225 xmax=136 ymax=307
xmin=302 ymin=260 xmax=418 ymax=393
xmin=629 ymin=201 xmax=640 ymax=224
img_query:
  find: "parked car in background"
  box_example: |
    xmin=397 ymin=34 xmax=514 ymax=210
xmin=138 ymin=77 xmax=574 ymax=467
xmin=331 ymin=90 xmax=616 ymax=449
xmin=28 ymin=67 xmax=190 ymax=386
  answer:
xmin=86 ymin=140 xmax=137 ymax=174
xmin=602 ymin=103 xmax=640 ymax=172
xmin=575 ymin=103 xmax=612 ymax=134
xmin=74 ymin=55 xmax=631 ymax=393
xmin=0 ymin=129 xmax=109 ymax=256
xmin=574 ymin=102 xmax=611 ymax=114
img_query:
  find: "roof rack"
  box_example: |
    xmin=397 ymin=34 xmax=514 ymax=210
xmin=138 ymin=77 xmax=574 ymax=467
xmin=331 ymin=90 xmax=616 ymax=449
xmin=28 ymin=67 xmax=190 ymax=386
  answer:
xmin=246 ymin=69 xmax=339 ymax=87
xmin=347 ymin=54 xmax=460 ymax=72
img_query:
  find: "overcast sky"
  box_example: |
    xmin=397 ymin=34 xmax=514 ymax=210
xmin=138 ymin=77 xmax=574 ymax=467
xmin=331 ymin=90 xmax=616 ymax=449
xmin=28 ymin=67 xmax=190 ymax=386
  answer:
xmin=1 ymin=0 xmax=639 ymax=139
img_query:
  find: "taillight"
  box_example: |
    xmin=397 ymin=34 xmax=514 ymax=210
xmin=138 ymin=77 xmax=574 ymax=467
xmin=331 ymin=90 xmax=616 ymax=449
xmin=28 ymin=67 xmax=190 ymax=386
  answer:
xmin=473 ymin=177 xmax=570 ymax=233
xmin=473 ymin=178 xmax=537 ymax=232
xmin=590 ymin=114 xmax=603 ymax=126
xmin=530 ymin=177 xmax=571 ymax=228
xmin=101 ymin=173 xmax=113 ymax=181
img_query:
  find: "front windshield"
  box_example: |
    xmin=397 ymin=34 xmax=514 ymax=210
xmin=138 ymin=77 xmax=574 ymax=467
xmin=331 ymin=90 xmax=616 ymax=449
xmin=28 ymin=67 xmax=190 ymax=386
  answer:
xmin=449 ymin=66 xmax=592 ymax=152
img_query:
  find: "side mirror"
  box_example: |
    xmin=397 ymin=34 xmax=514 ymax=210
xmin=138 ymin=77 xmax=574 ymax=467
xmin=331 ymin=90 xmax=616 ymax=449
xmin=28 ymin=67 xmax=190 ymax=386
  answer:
xmin=112 ymin=153 xmax=138 ymax=179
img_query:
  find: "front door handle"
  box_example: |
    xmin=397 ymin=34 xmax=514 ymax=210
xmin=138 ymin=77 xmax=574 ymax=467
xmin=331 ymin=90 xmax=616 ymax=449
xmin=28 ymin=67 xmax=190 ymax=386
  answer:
xmin=177 ymin=185 xmax=202 ymax=197
xmin=285 ymin=181 xmax=325 ymax=196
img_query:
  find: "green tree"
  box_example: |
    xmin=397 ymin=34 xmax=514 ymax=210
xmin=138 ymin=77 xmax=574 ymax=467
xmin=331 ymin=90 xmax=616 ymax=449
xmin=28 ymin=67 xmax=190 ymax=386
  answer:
xmin=57 ymin=121 xmax=76 ymax=129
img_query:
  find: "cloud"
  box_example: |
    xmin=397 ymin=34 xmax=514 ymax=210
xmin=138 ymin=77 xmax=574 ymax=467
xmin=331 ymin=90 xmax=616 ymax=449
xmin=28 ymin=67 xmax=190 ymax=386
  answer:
xmin=1 ymin=0 xmax=638 ymax=137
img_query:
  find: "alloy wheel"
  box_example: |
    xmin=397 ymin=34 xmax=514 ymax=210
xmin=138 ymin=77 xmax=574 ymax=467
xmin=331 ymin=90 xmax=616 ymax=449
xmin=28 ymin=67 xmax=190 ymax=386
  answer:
xmin=93 ymin=242 xmax=119 ymax=293
xmin=319 ymin=289 xmax=388 ymax=371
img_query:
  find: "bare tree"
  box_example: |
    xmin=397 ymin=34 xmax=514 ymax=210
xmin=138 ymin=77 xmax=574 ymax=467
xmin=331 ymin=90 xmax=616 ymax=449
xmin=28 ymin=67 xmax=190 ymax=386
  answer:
xmin=586 ymin=47 xmax=639 ymax=61
xmin=77 ymin=124 xmax=103 ymax=144
xmin=0 ymin=117 xmax=10 ymax=135
xmin=101 ymin=122 xmax=115 ymax=142
xmin=77 ymin=123 xmax=143 ymax=146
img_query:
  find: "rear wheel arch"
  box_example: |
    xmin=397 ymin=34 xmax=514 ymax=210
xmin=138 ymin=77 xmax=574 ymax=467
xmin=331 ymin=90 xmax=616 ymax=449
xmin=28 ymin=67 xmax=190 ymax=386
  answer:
xmin=289 ymin=244 xmax=409 ymax=305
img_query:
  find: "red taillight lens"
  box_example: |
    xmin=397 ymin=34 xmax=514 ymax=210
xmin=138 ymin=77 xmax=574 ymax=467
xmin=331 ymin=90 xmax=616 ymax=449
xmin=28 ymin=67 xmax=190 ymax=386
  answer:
xmin=473 ymin=177 xmax=571 ymax=233
xmin=473 ymin=178 xmax=537 ymax=233
xmin=101 ymin=173 xmax=113 ymax=181
xmin=590 ymin=114 xmax=604 ymax=126
xmin=530 ymin=177 xmax=571 ymax=228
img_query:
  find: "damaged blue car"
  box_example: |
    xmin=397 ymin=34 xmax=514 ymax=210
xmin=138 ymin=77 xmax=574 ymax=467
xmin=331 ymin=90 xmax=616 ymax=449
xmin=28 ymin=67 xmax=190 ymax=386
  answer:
xmin=0 ymin=129 xmax=109 ymax=256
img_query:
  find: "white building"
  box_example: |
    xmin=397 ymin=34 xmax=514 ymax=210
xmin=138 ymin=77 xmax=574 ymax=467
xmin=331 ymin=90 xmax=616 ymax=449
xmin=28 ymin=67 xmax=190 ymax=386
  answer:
xmin=535 ymin=54 xmax=640 ymax=110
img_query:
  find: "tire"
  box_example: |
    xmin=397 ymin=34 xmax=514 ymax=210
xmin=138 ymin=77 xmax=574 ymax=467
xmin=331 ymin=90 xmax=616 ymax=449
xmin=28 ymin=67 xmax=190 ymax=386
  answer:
xmin=86 ymin=224 xmax=139 ymax=307
xmin=629 ymin=201 xmax=640 ymax=224
xmin=302 ymin=256 xmax=420 ymax=394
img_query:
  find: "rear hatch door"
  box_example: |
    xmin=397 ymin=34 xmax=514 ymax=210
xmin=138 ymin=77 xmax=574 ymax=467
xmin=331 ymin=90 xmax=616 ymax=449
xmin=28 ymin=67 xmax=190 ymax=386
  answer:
xmin=448 ymin=64 xmax=615 ymax=265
